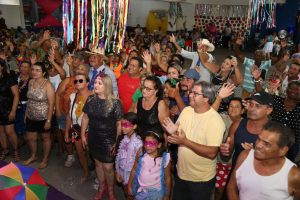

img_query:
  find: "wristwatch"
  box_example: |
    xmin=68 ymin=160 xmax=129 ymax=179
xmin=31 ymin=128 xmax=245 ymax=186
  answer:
xmin=46 ymin=119 xmax=51 ymax=123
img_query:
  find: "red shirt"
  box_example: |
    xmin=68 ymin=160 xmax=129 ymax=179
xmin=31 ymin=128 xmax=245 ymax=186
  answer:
xmin=117 ymin=73 xmax=140 ymax=113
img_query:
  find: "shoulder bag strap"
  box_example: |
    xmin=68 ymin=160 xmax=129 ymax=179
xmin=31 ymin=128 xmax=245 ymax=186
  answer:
xmin=70 ymin=93 xmax=78 ymax=126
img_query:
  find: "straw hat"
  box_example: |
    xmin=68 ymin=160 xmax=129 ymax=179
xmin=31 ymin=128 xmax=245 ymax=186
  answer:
xmin=86 ymin=47 xmax=108 ymax=61
xmin=201 ymin=39 xmax=215 ymax=52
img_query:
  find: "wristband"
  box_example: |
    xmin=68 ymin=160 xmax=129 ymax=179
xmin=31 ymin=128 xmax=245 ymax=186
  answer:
xmin=197 ymin=49 xmax=203 ymax=53
xmin=254 ymin=79 xmax=260 ymax=83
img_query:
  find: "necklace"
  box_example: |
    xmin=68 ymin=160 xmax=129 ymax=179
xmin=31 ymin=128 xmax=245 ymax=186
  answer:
xmin=18 ymin=75 xmax=30 ymax=92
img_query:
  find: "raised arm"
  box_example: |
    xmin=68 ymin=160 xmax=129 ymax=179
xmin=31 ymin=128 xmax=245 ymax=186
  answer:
xmin=55 ymin=78 xmax=68 ymax=120
xmin=220 ymin=120 xmax=241 ymax=157
xmin=33 ymin=30 xmax=51 ymax=51
xmin=52 ymin=40 xmax=64 ymax=67
xmin=168 ymin=83 xmax=186 ymax=112
xmin=170 ymin=34 xmax=182 ymax=53
xmin=229 ymin=58 xmax=244 ymax=86
xmin=276 ymin=53 xmax=290 ymax=72
xmin=250 ymin=65 xmax=264 ymax=92
xmin=199 ymin=50 xmax=220 ymax=74
xmin=235 ymin=37 xmax=245 ymax=63
xmin=212 ymin=83 xmax=236 ymax=111
xmin=142 ymin=50 xmax=152 ymax=73
xmin=271 ymin=39 xmax=286 ymax=66
xmin=49 ymin=49 xmax=66 ymax=80
xmin=154 ymin=44 xmax=168 ymax=72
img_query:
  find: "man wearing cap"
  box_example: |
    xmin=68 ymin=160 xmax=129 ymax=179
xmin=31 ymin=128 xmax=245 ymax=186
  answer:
xmin=276 ymin=53 xmax=300 ymax=96
xmin=65 ymin=52 xmax=85 ymax=77
xmin=227 ymin=121 xmax=300 ymax=200
xmin=117 ymin=57 xmax=142 ymax=113
xmin=168 ymin=68 xmax=200 ymax=113
xmin=219 ymin=91 xmax=273 ymax=200
xmin=87 ymin=47 xmax=118 ymax=96
xmin=163 ymin=81 xmax=225 ymax=200
xmin=235 ymin=37 xmax=286 ymax=99
xmin=170 ymin=33 xmax=214 ymax=82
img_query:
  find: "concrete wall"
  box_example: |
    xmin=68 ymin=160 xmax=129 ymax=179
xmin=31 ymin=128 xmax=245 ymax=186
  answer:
xmin=127 ymin=0 xmax=194 ymax=31
xmin=0 ymin=0 xmax=25 ymax=28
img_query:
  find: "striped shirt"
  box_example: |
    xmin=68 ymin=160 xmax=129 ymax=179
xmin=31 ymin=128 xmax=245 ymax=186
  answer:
xmin=242 ymin=57 xmax=271 ymax=92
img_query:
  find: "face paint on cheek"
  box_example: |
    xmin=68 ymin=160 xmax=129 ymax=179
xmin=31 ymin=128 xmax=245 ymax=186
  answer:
xmin=121 ymin=121 xmax=134 ymax=128
xmin=144 ymin=141 xmax=158 ymax=148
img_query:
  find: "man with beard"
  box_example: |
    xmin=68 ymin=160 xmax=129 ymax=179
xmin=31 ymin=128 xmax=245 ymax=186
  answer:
xmin=235 ymin=38 xmax=286 ymax=99
xmin=227 ymin=121 xmax=300 ymax=200
xmin=219 ymin=91 xmax=273 ymax=200
xmin=276 ymin=53 xmax=300 ymax=96
xmin=168 ymin=69 xmax=200 ymax=114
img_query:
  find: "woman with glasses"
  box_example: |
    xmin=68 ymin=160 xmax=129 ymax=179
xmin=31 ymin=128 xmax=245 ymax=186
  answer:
xmin=81 ymin=73 xmax=123 ymax=200
xmin=200 ymin=50 xmax=243 ymax=114
xmin=56 ymin=63 xmax=90 ymax=167
xmin=23 ymin=62 xmax=55 ymax=169
xmin=252 ymin=67 xmax=300 ymax=164
xmin=64 ymin=73 xmax=93 ymax=183
xmin=132 ymin=76 xmax=170 ymax=137
xmin=0 ymin=58 xmax=20 ymax=162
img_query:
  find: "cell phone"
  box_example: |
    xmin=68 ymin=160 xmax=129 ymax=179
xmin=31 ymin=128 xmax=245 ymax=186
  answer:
xmin=260 ymin=69 xmax=266 ymax=81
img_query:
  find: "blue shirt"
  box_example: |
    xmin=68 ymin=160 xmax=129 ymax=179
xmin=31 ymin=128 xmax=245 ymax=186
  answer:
xmin=88 ymin=64 xmax=119 ymax=97
xmin=242 ymin=57 xmax=271 ymax=92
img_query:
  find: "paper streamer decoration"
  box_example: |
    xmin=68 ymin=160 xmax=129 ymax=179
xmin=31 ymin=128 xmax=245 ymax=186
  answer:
xmin=62 ymin=0 xmax=130 ymax=53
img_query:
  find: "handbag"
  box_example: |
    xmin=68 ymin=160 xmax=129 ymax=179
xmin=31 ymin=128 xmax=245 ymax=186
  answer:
xmin=69 ymin=93 xmax=82 ymax=141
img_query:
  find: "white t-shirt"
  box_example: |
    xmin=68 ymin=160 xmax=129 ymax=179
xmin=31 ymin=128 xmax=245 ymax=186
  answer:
xmin=49 ymin=73 xmax=62 ymax=92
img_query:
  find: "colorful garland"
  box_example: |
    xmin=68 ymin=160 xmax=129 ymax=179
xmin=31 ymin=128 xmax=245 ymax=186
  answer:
xmin=62 ymin=0 xmax=130 ymax=52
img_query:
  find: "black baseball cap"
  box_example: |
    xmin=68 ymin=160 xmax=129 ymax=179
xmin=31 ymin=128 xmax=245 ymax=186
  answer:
xmin=245 ymin=91 xmax=273 ymax=107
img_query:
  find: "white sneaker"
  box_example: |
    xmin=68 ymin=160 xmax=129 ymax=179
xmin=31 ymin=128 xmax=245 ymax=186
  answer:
xmin=64 ymin=155 xmax=75 ymax=167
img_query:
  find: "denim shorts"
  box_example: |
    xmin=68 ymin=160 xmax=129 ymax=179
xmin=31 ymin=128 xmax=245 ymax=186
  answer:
xmin=135 ymin=188 xmax=164 ymax=200
xmin=56 ymin=113 xmax=66 ymax=130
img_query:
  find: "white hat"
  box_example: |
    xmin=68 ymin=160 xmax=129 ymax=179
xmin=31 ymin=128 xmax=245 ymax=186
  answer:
xmin=85 ymin=47 xmax=108 ymax=61
xmin=201 ymin=39 xmax=215 ymax=52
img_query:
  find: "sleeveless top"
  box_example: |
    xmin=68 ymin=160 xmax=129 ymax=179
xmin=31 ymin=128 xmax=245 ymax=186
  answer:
xmin=27 ymin=79 xmax=49 ymax=121
xmin=137 ymin=97 xmax=164 ymax=137
xmin=236 ymin=149 xmax=295 ymax=200
xmin=60 ymin=77 xmax=76 ymax=114
xmin=232 ymin=118 xmax=258 ymax=170
xmin=69 ymin=93 xmax=85 ymax=127
xmin=266 ymin=35 xmax=273 ymax=43
xmin=212 ymin=70 xmax=234 ymax=114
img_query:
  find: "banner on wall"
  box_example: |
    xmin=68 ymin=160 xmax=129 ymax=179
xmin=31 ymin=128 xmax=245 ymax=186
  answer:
xmin=146 ymin=12 xmax=168 ymax=34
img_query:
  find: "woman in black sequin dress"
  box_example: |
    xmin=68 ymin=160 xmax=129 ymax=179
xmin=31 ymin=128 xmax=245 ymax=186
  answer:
xmin=133 ymin=76 xmax=170 ymax=137
xmin=81 ymin=73 xmax=123 ymax=200
xmin=0 ymin=58 xmax=20 ymax=162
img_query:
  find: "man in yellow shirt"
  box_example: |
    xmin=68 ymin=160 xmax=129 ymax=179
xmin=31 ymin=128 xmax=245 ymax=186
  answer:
xmin=163 ymin=81 xmax=225 ymax=200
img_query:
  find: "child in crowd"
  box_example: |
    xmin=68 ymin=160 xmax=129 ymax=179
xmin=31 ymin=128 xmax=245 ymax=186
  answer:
xmin=128 ymin=130 xmax=171 ymax=200
xmin=115 ymin=112 xmax=143 ymax=200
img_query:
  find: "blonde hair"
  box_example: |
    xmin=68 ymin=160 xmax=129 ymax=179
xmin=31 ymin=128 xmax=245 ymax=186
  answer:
xmin=138 ymin=72 xmax=153 ymax=90
xmin=93 ymin=74 xmax=118 ymax=109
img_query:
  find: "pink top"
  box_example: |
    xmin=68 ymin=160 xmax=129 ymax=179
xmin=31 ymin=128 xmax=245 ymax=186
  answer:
xmin=209 ymin=26 xmax=217 ymax=37
xmin=137 ymin=152 xmax=170 ymax=192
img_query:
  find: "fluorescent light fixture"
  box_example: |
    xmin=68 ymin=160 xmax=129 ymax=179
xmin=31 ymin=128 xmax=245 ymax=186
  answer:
xmin=0 ymin=0 xmax=20 ymax=6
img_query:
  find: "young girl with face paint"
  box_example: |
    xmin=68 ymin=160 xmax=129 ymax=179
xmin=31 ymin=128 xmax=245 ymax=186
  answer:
xmin=127 ymin=130 xmax=171 ymax=200
xmin=115 ymin=112 xmax=143 ymax=200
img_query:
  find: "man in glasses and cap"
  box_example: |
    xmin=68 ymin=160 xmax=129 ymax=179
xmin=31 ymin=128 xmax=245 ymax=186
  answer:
xmin=276 ymin=53 xmax=300 ymax=96
xmin=235 ymin=37 xmax=287 ymax=100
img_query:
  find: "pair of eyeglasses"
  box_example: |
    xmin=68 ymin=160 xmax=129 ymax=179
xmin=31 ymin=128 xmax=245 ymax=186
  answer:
xmin=141 ymin=85 xmax=155 ymax=92
xmin=74 ymin=79 xmax=84 ymax=84
xmin=189 ymin=90 xmax=204 ymax=97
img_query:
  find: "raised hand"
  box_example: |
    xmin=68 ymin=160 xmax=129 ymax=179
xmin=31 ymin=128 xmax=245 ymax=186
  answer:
xmin=218 ymin=83 xmax=236 ymax=99
xmin=43 ymin=30 xmax=51 ymax=41
xmin=168 ymin=128 xmax=187 ymax=145
xmin=194 ymin=65 xmax=201 ymax=73
xmin=242 ymin=99 xmax=250 ymax=110
xmin=9 ymin=43 xmax=14 ymax=52
xmin=163 ymin=117 xmax=180 ymax=135
xmin=51 ymin=39 xmax=59 ymax=50
xmin=30 ymin=54 xmax=37 ymax=65
xmin=250 ymin=65 xmax=262 ymax=80
xmin=168 ymin=82 xmax=180 ymax=99
xmin=142 ymin=50 xmax=151 ymax=64
xmin=281 ymin=39 xmax=287 ymax=48
xmin=170 ymin=33 xmax=176 ymax=43
xmin=196 ymin=39 xmax=202 ymax=49
xmin=283 ymin=53 xmax=290 ymax=62
xmin=236 ymin=37 xmax=243 ymax=45
xmin=66 ymin=52 xmax=72 ymax=66
xmin=220 ymin=137 xmax=230 ymax=156
xmin=231 ymin=57 xmax=238 ymax=67
xmin=48 ymin=49 xmax=55 ymax=63
xmin=0 ymin=52 xmax=8 ymax=60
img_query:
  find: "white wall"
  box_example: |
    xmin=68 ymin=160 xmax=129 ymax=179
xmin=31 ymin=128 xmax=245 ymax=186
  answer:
xmin=0 ymin=0 xmax=25 ymax=29
xmin=0 ymin=0 xmax=20 ymax=6
xmin=128 ymin=0 xmax=195 ymax=31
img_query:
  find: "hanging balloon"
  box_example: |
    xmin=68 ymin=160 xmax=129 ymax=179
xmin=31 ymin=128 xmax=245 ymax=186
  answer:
xmin=278 ymin=30 xmax=287 ymax=39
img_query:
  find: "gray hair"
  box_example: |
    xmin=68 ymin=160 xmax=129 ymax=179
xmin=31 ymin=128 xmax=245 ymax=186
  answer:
xmin=79 ymin=63 xmax=90 ymax=75
xmin=255 ymin=49 xmax=264 ymax=55
xmin=192 ymin=81 xmax=216 ymax=105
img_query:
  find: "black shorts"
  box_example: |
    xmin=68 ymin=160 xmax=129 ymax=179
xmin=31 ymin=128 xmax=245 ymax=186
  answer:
xmin=26 ymin=118 xmax=50 ymax=133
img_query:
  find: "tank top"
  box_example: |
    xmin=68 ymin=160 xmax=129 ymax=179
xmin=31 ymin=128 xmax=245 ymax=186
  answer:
xmin=60 ymin=77 xmax=76 ymax=114
xmin=232 ymin=119 xmax=259 ymax=170
xmin=266 ymin=35 xmax=273 ymax=43
xmin=236 ymin=149 xmax=295 ymax=200
xmin=137 ymin=97 xmax=164 ymax=137
xmin=27 ymin=79 xmax=49 ymax=121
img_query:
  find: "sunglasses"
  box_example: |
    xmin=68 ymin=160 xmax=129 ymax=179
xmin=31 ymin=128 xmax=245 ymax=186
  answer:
xmin=74 ymin=79 xmax=84 ymax=84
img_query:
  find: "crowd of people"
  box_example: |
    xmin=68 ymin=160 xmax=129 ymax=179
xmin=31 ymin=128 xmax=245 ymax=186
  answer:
xmin=0 ymin=22 xmax=300 ymax=200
